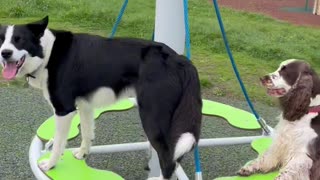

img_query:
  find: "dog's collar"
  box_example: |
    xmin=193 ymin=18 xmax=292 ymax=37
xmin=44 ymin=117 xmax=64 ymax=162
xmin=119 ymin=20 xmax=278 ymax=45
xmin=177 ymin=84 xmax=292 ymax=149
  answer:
xmin=26 ymin=73 xmax=36 ymax=83
xmin=25 ymin=65 xmax=43 ymax=81
xmin=26 ymin=74 xmax=36 ymax=79
xmin=309 ymin=105 xmax=320 ymax=113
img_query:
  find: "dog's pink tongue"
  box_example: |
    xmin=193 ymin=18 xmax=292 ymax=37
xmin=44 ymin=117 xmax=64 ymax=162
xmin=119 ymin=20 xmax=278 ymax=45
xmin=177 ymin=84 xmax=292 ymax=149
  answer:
xmin=2 ymin=62 xmax=17 ymax=80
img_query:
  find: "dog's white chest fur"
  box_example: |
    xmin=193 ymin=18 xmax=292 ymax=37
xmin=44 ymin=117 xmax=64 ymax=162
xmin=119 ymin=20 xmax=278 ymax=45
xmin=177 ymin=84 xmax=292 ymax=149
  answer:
xmin=27 ymin=29 xmax=55 ymax=101
xmin=273 ymin=113 xmax=318 ymax=165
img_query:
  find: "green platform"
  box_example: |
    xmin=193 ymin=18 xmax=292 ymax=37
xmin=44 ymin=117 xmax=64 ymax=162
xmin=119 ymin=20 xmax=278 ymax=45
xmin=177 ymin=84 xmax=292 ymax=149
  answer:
xmin=215 ymin=137 xmax=279 ymax=180
xmin=38 ymin=151 xmax=124 ymax=180
xmin=37 ymin=99 xmax=135 ymax=141
xmin=37 ymin=99 xmax=267 ymax=179
xmin=202 ymin=100 xmax=260 ymax=130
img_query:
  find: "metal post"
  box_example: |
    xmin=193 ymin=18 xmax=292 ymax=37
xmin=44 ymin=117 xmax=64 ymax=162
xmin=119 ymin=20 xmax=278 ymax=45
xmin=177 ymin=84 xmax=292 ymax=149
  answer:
xmin=152 ymin=0 xmax=186 ymax=178
xmin=154 ymin=0 xmax=186 ymax=54
xmin=148 ymin=147 xmax=161 ymax=177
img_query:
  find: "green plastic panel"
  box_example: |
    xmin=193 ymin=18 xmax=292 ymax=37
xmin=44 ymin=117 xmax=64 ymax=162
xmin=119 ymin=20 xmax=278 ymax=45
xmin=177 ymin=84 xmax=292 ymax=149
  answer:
xmin=36 ymin=99 xmax=135 ymax=141
xmin=214 ymin=137 xmax=279 ymax=180
xmin=202 ymin=100 xmax=260 ymax=130
xmin=38 ymin=151 xmax=124 ymax=180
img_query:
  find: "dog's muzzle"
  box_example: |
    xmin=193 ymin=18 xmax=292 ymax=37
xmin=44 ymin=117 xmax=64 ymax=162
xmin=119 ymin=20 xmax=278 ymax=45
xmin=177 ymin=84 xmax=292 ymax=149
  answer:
xmin=260 ymin=75 xmax=287 ymax=97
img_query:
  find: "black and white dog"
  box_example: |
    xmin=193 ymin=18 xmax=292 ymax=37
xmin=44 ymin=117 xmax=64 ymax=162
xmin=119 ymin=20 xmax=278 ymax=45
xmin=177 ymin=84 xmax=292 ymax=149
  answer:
xmin=0 ymin=16 xmax=202 ymax=179
xmin=238 ymin=59 xmax=320 ymax=180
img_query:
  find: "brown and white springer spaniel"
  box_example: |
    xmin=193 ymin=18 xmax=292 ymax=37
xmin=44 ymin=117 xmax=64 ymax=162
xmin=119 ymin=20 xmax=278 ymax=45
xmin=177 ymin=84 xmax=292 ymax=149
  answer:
xmin=238 ymin=59 xmax=320 ymax=180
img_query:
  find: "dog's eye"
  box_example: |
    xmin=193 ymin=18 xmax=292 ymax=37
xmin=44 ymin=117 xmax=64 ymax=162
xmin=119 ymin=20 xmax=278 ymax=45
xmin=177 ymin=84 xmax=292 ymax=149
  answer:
xmin=0 ymin=35 xmax=4 ymax=42
xmin=281 ymin=66 xmax=286 ymax=71
xmin=14 ymin=36 xmax=21 ymax=43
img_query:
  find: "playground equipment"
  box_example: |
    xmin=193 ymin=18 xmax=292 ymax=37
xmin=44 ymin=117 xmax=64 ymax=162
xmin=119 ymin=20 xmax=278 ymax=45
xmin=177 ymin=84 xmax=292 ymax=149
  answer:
xmin=282 ymin=0 xmax=318 ymax=14
xmin=314 ymin=0 xmax=320 ymax=15
xmin=29 ymin=0 xmax=277 ymax=179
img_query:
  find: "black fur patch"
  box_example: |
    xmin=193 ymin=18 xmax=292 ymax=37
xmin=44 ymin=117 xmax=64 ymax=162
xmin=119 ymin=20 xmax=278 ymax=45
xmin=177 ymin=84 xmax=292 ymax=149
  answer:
xmin=12 ymin=25 xmax=44 ymax=58
xmin=0 ymin=26 xmax=7 ymax=48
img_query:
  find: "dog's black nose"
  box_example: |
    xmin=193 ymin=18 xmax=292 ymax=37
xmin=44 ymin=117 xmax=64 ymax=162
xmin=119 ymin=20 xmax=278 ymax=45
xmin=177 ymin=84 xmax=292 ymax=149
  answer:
xmin=260 ymin=75 xmax=270 ymax=82
xmin=1 ymin=49 xmax=13 ymax=59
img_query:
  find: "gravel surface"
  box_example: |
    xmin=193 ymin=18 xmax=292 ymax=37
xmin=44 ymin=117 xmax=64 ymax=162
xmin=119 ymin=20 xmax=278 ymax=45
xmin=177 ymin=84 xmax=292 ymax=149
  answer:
xmin=0 ymin=87 xmax=280 ymax=180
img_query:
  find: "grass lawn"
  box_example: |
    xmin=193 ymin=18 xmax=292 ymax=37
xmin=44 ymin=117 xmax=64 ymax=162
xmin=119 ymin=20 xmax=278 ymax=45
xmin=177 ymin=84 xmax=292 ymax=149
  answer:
xmin=0 ymin=0 xmax=319 ymax=105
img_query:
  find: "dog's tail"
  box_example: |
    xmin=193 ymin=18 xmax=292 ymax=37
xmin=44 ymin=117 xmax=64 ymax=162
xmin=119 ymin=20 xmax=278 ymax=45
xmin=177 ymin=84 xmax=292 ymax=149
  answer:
xmin=171 ymin=61 xmax=202 ymax=161
xmin=141 ymin=44 xmax=202 ymax=161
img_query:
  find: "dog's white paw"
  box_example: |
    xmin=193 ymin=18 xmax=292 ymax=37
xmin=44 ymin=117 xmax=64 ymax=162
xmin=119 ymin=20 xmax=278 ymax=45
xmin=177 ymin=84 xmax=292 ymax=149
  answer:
xmin=38 ymin=160 xmax=55 ymax=171
xmin=73 ymin=148 xmax=88 ymax=160
xmin=275 ymin=171 xmax=294 ymax=180
xmin=237 ymin=166 xmax=256 ymax=176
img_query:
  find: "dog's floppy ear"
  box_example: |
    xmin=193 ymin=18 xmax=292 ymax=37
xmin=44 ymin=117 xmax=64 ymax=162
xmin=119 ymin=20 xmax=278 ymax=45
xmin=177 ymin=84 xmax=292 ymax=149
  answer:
xmin=141 ymin=45 xmax=169 ymax=60
xmin=27 ymin=16 xmax=49 ymax=38
xmin=281 ymin=70 xmax=313 ymax=121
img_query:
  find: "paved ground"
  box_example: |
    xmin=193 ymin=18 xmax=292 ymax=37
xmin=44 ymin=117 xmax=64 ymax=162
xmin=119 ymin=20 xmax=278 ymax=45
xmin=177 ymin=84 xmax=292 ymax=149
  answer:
xmin=218 ymin=0 xmax=320 ymax=28
xmin=0 ymin=87 xmax=280 ymax=180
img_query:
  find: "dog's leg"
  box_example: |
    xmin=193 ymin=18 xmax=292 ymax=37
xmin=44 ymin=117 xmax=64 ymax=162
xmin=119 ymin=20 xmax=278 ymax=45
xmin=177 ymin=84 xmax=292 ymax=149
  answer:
xmin=73 ymin=103 xmax=94 ymax=159
xmin=275 ymin=154 xmax=312 ymax=180
xmin=144 ymin=140 xmax=173 ymax=180
xmin=139 ymin=124 xmax=177 ymax=180
xmin=149 ymin=143 xmax=176 ymax=180
xmin=141 ymin=129 xmax=175 ymax=180
xmin=147 ymin=163 xmax=179 ymax=180
xmin=238 ymin=145 xmax=280 ymax=176
xmin=146 ymin=159 xmax=176 ymax=180
xmin=39 ymin=111 xmax=76 ymax=171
